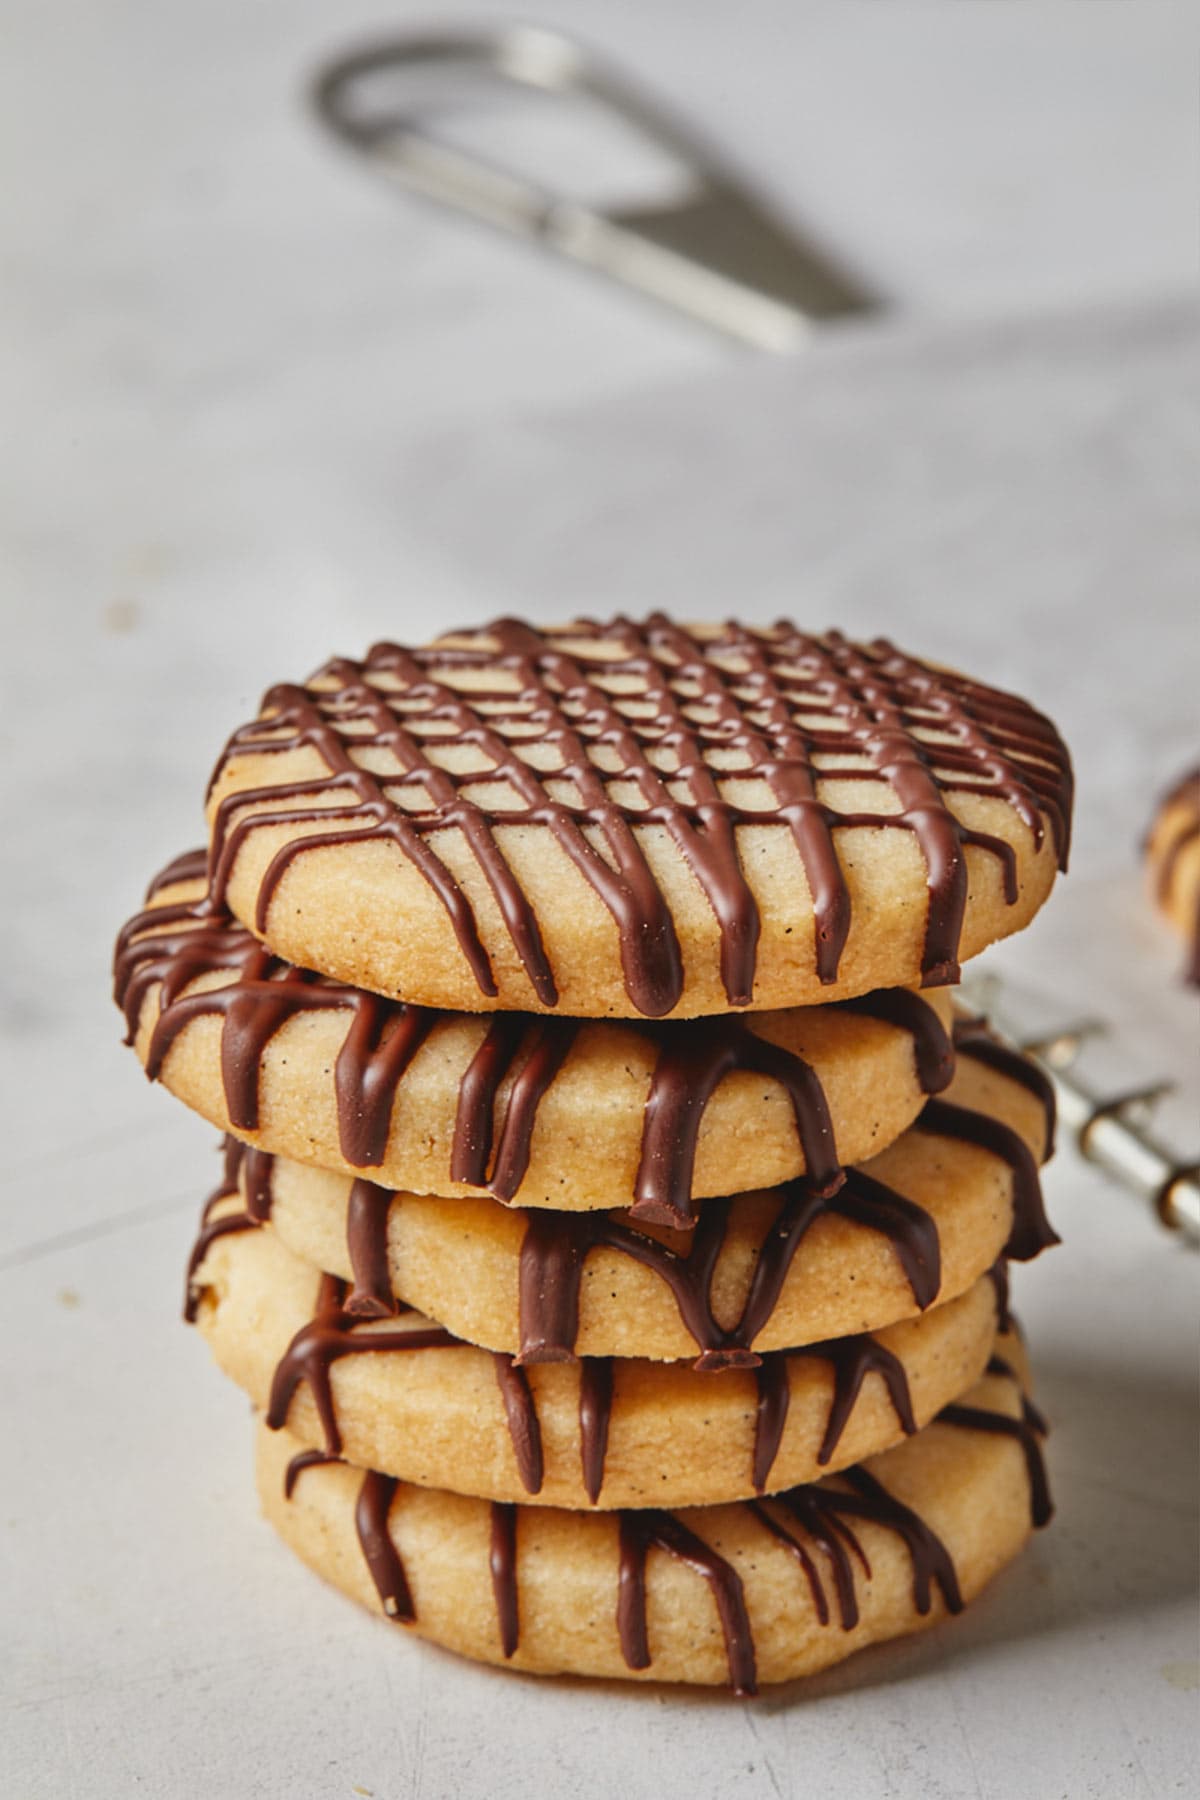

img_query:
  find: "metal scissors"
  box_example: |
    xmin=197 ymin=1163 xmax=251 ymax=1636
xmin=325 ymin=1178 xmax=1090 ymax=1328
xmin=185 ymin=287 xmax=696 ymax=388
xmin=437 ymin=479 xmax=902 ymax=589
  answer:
xmin=311 ymin=23 xmax=875 ymax=352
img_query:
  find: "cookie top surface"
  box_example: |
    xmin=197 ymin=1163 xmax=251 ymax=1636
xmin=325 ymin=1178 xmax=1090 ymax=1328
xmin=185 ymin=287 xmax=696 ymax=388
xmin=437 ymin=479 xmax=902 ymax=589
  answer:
xmin=204 ymin=619 xmax=1073 ymax=1017
xmin=114 ymin=853 xmax=959 ymax=1221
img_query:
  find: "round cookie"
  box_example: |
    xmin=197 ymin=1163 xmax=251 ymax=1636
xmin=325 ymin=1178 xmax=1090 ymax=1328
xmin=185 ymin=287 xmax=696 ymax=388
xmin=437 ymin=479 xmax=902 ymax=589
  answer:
xmin=189 ymin=1204 xmax=1000 ymax=1509
xmin=256 ymin=1349 xmax=1051 ymax=1692
xmin=248 ymin=1043 xmax=1057 ymax=1362
xmin=114 ymin=855 xmax=957 ymax=1222
xmin=1145 ymin=764 xmax=1200 ymax=985
xmin=203 ymin=620 xmax=1073 ymax=1019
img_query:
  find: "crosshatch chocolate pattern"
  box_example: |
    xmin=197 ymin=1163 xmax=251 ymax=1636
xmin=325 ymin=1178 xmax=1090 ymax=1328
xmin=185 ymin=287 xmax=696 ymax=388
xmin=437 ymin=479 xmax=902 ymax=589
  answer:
xmin=205 ymin=620 xmax=1073 ymax=1016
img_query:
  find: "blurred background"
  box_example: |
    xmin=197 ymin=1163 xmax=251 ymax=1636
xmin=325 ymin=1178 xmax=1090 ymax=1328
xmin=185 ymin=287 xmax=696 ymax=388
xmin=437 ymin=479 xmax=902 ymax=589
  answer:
xmin=2 ymin=7 xmax=1197 ymax=1797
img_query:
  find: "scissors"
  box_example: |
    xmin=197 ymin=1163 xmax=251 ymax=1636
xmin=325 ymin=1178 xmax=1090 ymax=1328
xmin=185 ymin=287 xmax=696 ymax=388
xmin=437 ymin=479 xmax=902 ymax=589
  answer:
xmin=311 ymin=23 xmax=876 ymax=352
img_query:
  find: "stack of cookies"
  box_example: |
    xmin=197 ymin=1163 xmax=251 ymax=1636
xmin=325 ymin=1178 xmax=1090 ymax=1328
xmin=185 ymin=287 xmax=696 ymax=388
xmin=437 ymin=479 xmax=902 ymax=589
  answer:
xmin=113 ymin=618 xmax=1072 ymax=1693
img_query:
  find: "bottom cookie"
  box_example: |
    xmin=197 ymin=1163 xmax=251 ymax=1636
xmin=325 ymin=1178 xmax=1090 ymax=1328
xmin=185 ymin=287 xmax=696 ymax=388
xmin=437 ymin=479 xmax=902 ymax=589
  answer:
xmin=257 ymin=1342 xmax=1050 ymax=1693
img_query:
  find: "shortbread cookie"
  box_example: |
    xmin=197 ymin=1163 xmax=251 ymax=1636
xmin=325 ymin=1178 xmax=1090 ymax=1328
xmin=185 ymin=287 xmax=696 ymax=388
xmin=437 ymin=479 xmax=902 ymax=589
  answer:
xmin=1146 ymin=764 xmax=1200 ymax=985
xmin=189 ymin=1205 xmax=1000 ymax=1508
xmin=114 ymin=856 xmax=957 ymax=1221
xmin=243 ymin=1042 xmax=1056 ymax=1362
xmin=256 ymin=1348 xmax=1051 ymax=1691
xmin=203 ymin=620 xmax=1073 ymax=1018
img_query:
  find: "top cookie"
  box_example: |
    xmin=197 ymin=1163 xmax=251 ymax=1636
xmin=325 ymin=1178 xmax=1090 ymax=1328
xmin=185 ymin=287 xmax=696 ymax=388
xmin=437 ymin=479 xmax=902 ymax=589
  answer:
xmin=205 ymin=618 xmax=1072 ymax=1019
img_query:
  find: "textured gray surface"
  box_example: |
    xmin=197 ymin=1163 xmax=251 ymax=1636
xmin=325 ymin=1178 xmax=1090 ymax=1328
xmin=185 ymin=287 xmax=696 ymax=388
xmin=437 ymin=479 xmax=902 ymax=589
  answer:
xmin=2 ymin=3 xmax=1198 ymax=1795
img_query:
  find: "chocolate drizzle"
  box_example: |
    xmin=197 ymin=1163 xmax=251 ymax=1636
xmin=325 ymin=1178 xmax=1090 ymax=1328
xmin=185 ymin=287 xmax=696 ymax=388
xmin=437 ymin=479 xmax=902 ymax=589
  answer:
xmin=750 ymin=1465 xmax=962 ymax=1632
xmin=618 ymin=1511 xmax=757 ymax=1696
xmin=578 ymin=1357 xmax=615 ymax=1506
xmin=516 ymin=1172 xmax=943 ymax=1370
xmin=489 ymin=1503 xmax=520 ymax=1658
xmin=281 ymin=1373 xmax=1051 ymax=1692
xmin=114 ymin=869 xmax=954 ymax=1225
xmin=182 ymin=1139 xmax=261 ymax=1323
xmin=939 ymin=1357 xmax=1054 ymax=1528
xmin=915 ymin=1097 xmax=1059 ymax=1262
xmin=492 ymin=1357 xmax=544 ymax=1496
xmin=192 ymin=1161 xmax=944 ymax=1506
xmin=205 ymin=621 xmax=1072 ymax=1014
xmin=952 ymin=1015 xmax=1057 ymax=1158
xmin=282 ymin=1446 xmax=338 ymax=1498
xmin=266 ymin=1272 xmax=459 ymax=1459
xmin=344 ymin=1179 xmax=397 ymax=1318
xmin=752 ymin=1333 xmax=922 ymax=1495
xmin=356 ymin=1472 xmax=415 ymax=1621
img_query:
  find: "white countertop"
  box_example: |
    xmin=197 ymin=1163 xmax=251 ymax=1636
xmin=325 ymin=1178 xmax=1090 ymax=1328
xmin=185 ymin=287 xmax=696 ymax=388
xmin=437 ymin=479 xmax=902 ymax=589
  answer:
xmin=2 ymin=4 xmax=1197 ymax=1796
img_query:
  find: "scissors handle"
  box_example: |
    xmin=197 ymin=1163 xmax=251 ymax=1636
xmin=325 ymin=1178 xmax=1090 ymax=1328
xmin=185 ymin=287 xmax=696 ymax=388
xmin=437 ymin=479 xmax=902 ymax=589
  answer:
xmin=311 ymin=25 xmax=876 ymax=351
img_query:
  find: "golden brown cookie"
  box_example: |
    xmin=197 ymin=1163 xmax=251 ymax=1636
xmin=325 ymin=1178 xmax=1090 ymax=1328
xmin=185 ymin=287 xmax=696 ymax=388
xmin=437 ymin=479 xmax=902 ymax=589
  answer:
xmin=1146 ymin=765 xmax=1200 ymax=985
xmin=189 ymin=1205 xmax=1000 ymax=1508
xmin=114 ymin=855 xmax=958 ymax=1222
xmin=203 ymin=621 xmax=1072 ymax=1018
xmin=245 ymin=1042 xmax=1056 ymax=1362
xmin=256 ymin=1347 xmax=1051 ymax=1691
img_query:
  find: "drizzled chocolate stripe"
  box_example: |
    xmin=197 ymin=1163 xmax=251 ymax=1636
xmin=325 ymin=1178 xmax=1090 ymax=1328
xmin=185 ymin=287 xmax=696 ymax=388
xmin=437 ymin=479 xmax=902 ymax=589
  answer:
xmin=618 ymin=1512 xmax=756 ymax=1696
xmin=282 ymin=1374 xmax=1049 ymax=1694
xmin=915 ymin=1097 xmax=1059 ymax=1262
xmin=516 ymin=1170 xmax=942 ymax=1370
xmin=752 ymin=1335 xmax=921 ymax=1498
xmin=283 ymin=1447 xmax=338 ymax=1498
xmin=356 ymin=1471 xmax=415 ymax=1622
xmin=191 ymin=1166 xmax=934 ymax=1506
xmin=206 ymin=620 xmax=1072 ymax=1015
xmin=183 ymin=1139 xmax=262 ymax=1323
xmin=265 ymin=1273 xmax=460 ymax=1460
xmin=939 ymin=1358 xmax=1054 ymax=1527
xmin=114 ymin=871 xmax=954 ymax=1225
xmin=951 ymin=1016 xmax=1057 ymax=1158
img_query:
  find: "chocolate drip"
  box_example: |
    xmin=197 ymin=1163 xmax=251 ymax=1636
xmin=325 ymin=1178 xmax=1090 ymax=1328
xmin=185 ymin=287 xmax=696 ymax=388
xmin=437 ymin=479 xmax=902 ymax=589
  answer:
xmin=752 ymin=1467 xmax=962 ymax=1632
xmin=617 ymin=1511 xmax=757 ymax=1696
xmin=345 ymin=1178 xmax=396 ymax=1318
xmin=517 ymin=1168 xmax=942 ymax=1369
xmin=449 ymin=1014 xmax=581 ymax=1199
xmin=489 ymin=1503 xmax=520 ymax=1658
xmin=283 ymin=1447 xmax=340 ymax=1498
xmin=952 ymin=1016 xmax=1057 ymax=1157
xmin=633 ymin=1017 xmax=843 ymax=1228
xmin=752 ymin=1359 xmax=791 ymax=1494
xmin=356 ymin=1471 xmax=415 ymax=1621
xmin=242 ymin=1145 xmax=277 ymax=1221
xmin=204 ymin=620 xmax=1073 ymax=1015
xmin=116 ymin=875 xmax=953 ymax=1222
xmin=916 ymin=1097 xmax=1059 ymax=1262
xmin=940 ymin=1365 xmax=1054 ymax=1527
xmin=266 ymin=1274 xmax=458 ymax=1455
xmin=578 ymin=1358 xmax=615 ymax=1505
xmin=839 ymin=989 xmax=956 ymax=1093
xmin=335 ymin=1006 xmax=437 ymax=1166
xmin=492 ymin=1356 xmax=544 ymax=1495
xmin=799 ymin=1336 xmax=918 ymax=1468
xmin=987 ymin=1260 xmax=1012 ymax=1333
xmin=182 ymin=1153 xmax=259 ymax=1323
